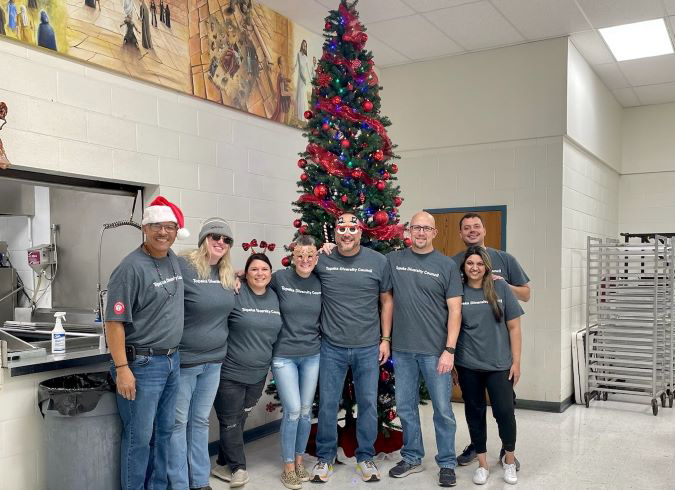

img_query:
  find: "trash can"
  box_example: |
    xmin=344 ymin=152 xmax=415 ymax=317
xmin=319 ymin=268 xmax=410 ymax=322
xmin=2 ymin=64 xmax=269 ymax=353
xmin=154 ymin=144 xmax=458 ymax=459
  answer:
xmin=38 ymin=372 xmax=121 ymax=490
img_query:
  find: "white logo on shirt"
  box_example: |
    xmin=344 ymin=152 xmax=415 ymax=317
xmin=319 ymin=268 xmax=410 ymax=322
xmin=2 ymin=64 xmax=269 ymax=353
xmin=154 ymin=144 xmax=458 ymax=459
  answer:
xmin=242 ymin=307 xmax=281 ymax=315
xmin=395 ymin=265 xmax=440 ymax=278
xmin=325 ymin=266 xmax=373 ymax=273
xmin=281 ymin=285 xmax=321 ymax=295
xmin=193 ymin=278 xmax=221 ymax=284
xmin=153 ymin=275 xmax=183 ymax=288
xmin=462 ymin=299 xmax=503 ymax=306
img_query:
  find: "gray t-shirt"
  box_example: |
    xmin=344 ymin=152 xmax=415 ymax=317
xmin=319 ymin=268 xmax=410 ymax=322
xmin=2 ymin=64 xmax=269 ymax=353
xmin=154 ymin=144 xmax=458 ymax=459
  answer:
xmin=178 ymin=256 xmax=235 ymax=366
xmin=388 ymin=248 xmax=463 ymax=355
xmin=452 ymin=247 xmax=530 ymax=286
xmin=271 ymin=269 xmax=322 ymax=358
xmin=314 ymin=247 xmax=391 ymax=348
xmin=220 ymin=282 xmax=283 ymax=384
xmin=105 ymin=247 xmax=184 ymax=349
xmin=455 ymin=279 xmax=524 ymax=371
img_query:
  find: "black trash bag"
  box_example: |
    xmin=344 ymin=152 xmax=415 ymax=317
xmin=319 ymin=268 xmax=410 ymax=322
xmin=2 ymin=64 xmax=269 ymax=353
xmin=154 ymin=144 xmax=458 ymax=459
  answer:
xmin=38 ymin=372 xmax=116 ymax=417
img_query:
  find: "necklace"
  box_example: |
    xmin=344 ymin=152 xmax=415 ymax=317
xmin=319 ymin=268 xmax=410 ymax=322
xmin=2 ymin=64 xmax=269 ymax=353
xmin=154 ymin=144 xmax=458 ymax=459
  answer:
xmin=143 ymin=244 xmax=178 ymax=298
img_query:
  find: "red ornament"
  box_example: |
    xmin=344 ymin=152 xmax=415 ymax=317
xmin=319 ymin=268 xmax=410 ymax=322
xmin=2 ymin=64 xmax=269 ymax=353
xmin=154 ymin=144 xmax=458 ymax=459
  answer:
xmin=382 ymin=172 xmax=390 ymax=181
xmin=293 ymin=219 xmax=302 ymax=228
xmin=312 ymin=129 xmax=320 ymax=136
xmin=373 ymin=210 xmax=389 ymax=226
xmin=281 ymin=256 xmax=291 ymax=267
xmin=352 ymin=168 xmax=363 ymax=179
xmin=394 ymin=196 xmax=402 ymax=206
xmin=347 ymin=82 xmax=353 ymax=90
xmin=404 ymin=237 xmax=412 ymax=247
xmin=387 ymin=409 xmax=396 ymax=421
xmin=267 ymin=243 xmax=276 ymax=252
xmin=341 ymin=139 xmax=350 ymax=148
xmin=341 ymin=194 xmax=348 ymax=203
xmin=390 ymin=163 xmax=398 ymax=174
xmin=299 ymin=225 xmax=307 ymax=234
xmin=324 ymin=21 xmax=332 ymax=30
xmin=313 ymin=184 xmax=328 ymax=199
xmin=303 ymin=110 xmax=313 ymax=120
xmin=376 ymin=180 xmax=385 ymax=191
xmin=359 ymin=193 xmax=365 ymax=204
xmin=300 ymin=173 xmax=309 ymax=182
xmin=289 ymin=242 xmax=296 ymax=251
xmin=297 ymin=158 xmax=307 ymax=168
xmin=322 ymin=123 xmax=330 ymax=131
xmin=373 ymin=149 xmax=384 ymax=161
xmin=362 ymin=100 xmax=373 ymax=111
xmin=380 ymin=370 xmax=390 ymax=382
xmin=331 ymin=96 xmax=342 ymax=105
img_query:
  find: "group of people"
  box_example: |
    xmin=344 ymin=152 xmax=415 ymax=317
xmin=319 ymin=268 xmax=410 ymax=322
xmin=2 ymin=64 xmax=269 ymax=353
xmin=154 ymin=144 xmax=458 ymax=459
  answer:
xmin=105 ymin=196 xmax=530 ymax=490
xmin=0 ymin=0 xmax=57 ymax=51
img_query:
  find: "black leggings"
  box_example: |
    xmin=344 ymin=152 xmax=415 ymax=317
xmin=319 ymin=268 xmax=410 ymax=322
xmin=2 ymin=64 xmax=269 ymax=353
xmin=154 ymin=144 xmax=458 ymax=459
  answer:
xmin=456 ymin=366 xmax=516 ymax=453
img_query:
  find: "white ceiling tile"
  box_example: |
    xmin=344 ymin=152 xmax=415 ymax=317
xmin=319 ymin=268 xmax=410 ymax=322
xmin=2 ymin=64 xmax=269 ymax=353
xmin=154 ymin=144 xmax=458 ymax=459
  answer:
xmin=592 ymin=63 xmax=630 ymax=90
xmin=366 ymin=15 xmax=463 ymax=59
xmin=364 ymin=36 xmax=412 ymax=67
xmin=666 ymin=1 xmax=675 ymax=16
xmin=317 ymin=0 xmax=415 ymax=23
xmin=576 ymin=0 xmax=666 ymax=29
xmin=611 ymin=88 xmax=641 ymax=107
xmin=402 ymin=0 xmax=482 ymax=13
xmin=570 ymin=30 xmax=614 ymax=65
xmin=619 ymin=53 xmax=675 ymax=86
xmin=424 ymin=1 xmax=523 ymax=51
xmin=633 ymin=81 xmax=675 ymax=105
xmin=491 ymin=0 xmax=590 ymax=39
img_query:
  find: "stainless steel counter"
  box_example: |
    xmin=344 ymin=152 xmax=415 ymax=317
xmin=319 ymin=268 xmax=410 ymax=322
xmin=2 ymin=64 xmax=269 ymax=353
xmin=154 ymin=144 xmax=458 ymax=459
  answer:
xmin=3 ymin=345 xmax=110 ymax=377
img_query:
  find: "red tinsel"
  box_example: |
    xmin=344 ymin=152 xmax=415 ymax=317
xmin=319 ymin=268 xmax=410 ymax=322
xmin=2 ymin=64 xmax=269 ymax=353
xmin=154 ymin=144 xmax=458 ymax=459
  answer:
xmin=361 ymin=223 xmax=405 ymax=241
xmin=339 ymin=2 xmax=368 ymax=50
xmin=297 ymin=194 xmax=343 ymax=217
xmin=305 ymin=144 xmax=376 ymax=185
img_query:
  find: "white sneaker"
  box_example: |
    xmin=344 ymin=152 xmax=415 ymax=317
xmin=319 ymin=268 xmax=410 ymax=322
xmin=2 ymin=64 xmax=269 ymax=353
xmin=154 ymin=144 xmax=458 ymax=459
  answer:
xmin=311 ymin=460 xmax=334 ymax=483
xmin=356 ymin=460 xmax=381 ymax=482
xmin=211 ymin=464 xmax=231 ymax=482
xmin=503 ymin=462 xmax=518 ymax=485
xmin=230 ymin=468 xmax=250 ymax=487
xmin=472 ymin=466 xmax=490 ymax=485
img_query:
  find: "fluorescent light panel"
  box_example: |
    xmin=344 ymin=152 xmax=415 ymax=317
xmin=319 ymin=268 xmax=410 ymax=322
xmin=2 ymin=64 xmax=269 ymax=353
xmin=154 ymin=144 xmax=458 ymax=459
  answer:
xmin=599 ymin=18 xmax=674 ymax=62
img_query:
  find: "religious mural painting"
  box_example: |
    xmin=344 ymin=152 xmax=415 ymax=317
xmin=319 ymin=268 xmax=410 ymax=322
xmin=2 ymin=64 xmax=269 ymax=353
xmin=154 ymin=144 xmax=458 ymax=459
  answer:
xmin=0 ymin=0 xmax=323 ymax=128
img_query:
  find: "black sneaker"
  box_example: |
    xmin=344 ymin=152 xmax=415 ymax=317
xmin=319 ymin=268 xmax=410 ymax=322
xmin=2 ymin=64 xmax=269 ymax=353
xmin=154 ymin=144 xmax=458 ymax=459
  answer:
xmin=438 ymin=468 xmax=457 ymax=487
xmin=388 ymin=460 xmax=424 ymax=478
xmin=457 ymin=444 xmax=477 ymax=466
xmin=499 ymin=448 xmax=521 ymax=471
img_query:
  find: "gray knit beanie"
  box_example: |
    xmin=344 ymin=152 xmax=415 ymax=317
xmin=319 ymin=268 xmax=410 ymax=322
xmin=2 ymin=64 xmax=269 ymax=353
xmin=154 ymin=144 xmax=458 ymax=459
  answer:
xmin=198 ymin=217 xmax=233 ymax=246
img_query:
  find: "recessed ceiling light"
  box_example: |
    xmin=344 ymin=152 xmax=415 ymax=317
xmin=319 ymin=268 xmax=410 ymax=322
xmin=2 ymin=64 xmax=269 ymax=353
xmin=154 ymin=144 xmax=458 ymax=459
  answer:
xmin=599 ymin=18 xmax=674 ymax=62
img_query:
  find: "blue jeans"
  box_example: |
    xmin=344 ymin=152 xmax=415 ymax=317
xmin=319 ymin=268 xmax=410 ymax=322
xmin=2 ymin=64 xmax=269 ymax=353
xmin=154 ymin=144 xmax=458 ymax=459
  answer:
xmin=167 ymin=362 xmax=221 ymax=489
xmin=316 ymin=341 xmax=379 ymax=463
xmin=111 ymin=351 xmax=180 ymax=490
xmin=272 ymin=353 xmax=320 ymax=463
xmin=393 ymin=351 xmax=457 ymax=469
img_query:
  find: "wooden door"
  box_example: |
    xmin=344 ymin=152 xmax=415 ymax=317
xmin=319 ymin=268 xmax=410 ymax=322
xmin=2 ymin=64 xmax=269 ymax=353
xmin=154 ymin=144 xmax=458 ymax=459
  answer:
xmin=426 ymin=208 xmax=505 ymax=401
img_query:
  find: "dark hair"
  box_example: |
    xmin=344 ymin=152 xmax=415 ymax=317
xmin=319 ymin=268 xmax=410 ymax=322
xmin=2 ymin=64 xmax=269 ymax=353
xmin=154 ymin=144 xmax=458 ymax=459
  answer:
xmin=462 ymin=246 xmax=502 ymax=322
xmin=295 ymin=235 xmax=317 ymax=247
xmin=459 ymin=212 xmax=484 ymax=229
xmin=245 ymin=253 xmax=272 ymax=274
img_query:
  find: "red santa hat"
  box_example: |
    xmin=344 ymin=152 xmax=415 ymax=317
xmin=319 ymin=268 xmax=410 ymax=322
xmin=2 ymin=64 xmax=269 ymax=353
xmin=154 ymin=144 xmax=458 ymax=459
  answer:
xmin=142 ymin=196 xmax=190 ymax=239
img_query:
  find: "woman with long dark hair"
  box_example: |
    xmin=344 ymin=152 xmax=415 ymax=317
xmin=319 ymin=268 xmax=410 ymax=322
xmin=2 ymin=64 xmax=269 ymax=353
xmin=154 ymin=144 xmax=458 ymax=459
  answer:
xmin=456 ymin=246 xmax=523 ymax=486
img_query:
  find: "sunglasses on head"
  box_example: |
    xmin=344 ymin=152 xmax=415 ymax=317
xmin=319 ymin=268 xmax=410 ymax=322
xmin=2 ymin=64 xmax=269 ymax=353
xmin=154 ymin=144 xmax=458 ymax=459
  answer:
xmin=208 ymin=233 xmax=233 ymax=245
xmin=335 ymin=226 xmax=359 ymax=235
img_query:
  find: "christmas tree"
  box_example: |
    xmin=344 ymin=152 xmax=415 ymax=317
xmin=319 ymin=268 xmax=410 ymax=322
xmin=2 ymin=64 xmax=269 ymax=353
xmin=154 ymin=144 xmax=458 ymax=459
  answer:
xmin=265 ymin=0 xmax=430 ymax=454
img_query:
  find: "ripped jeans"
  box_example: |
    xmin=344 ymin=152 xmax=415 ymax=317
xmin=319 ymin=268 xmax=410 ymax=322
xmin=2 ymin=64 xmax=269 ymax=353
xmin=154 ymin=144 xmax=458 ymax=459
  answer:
xmin=271 ymin=353 xmax=320 ymax=463
xmin=213 ymin=376 xmax=266 ymax=471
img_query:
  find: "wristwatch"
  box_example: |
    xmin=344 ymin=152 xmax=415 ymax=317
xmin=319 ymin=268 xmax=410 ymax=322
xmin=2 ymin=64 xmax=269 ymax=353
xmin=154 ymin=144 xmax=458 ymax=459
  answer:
xmin=444 ymin=346 xmax=455 ymax=354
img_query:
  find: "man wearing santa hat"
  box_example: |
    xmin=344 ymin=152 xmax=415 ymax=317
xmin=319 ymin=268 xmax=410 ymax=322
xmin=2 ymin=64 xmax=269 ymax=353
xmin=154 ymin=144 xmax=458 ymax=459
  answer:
xmin=105 ymin=196 xmax=189 ymax=489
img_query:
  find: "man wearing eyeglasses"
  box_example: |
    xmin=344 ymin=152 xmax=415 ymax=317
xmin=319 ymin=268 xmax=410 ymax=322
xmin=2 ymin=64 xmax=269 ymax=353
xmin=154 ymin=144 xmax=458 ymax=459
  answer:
xmin=386 ymin=211 xmax=462 ymax=487
xmin=311 ymin=212 xmax=393 ymax=484
xmin=451 ymin=212 xmax=529 ymax=471
xmin=105 ymin=196 xmax=188 ymax=490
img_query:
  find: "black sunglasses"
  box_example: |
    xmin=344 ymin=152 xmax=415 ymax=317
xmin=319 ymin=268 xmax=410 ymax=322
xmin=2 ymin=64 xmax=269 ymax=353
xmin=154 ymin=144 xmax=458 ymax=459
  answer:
xmin=209 ymin=233 xmax=233 ymax=245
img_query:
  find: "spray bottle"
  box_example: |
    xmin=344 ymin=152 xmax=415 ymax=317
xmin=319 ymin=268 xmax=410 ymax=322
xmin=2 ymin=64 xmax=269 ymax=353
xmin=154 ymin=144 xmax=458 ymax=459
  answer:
xmin=51 ymin=312 xmax=67 ymax=354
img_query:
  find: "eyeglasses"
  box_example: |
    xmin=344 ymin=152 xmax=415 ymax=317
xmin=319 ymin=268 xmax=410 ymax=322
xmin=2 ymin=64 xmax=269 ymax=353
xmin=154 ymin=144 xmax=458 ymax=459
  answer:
xmin=410 ymin=225 xmax=435 ymax=233
xmin=209 ymin=233 xmax=233 ymax=245
xmin=336 ymin=226 xmax=359 ymax=235
xmin=148 ymin=223 xmax=178 ymax=233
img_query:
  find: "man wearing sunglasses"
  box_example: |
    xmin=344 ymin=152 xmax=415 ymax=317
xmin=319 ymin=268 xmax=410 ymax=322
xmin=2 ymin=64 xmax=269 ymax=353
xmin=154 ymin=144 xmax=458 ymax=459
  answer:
xmin=106 ymin=196 xmax=188 ymax=489
xmin=311 ymin=213 xmax=393 ymax=484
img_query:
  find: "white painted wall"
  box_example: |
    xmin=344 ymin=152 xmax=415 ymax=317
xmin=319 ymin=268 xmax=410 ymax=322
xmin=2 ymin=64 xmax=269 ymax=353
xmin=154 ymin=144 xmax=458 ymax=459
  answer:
xmin=0 ymin=37 xmax=297 ymax=488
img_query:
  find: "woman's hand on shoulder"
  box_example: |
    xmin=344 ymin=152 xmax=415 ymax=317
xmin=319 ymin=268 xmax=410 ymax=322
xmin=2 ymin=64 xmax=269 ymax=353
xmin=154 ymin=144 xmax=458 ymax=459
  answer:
xmin=319 ymin=242 xmax=336 ymax=255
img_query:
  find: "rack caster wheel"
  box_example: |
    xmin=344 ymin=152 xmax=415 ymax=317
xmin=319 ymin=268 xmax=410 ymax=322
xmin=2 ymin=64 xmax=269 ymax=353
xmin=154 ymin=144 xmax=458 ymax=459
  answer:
xmin=669 ymin=393 xmax=674 ymax=408
xmin=602 ymin=392 xmax=608 ymax=401
xmin=652 ymin=398 xmax=659 ymax=416
xmin=661 ymin=393 xmax=667 ymax=408
xmin=584 ymin=392 xmax=590 ymax=408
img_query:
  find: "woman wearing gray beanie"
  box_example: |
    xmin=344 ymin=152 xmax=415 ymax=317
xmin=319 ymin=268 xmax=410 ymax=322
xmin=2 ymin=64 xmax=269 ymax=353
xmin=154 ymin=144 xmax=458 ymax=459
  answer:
xmin=168 ymin=217 xmax=236 ymax=490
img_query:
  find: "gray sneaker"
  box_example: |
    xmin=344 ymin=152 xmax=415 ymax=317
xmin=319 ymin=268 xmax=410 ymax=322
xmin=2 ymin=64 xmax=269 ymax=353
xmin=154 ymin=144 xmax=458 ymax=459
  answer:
xmin=211 ymin=464 xmax=231 ymax=482
xmin=230 ymin=468 xmax=250 ymax=487
xmin=388 ymin=460 xmax=424 ymax=478
xmin=356 ymin=460 xmax=381 ymax=482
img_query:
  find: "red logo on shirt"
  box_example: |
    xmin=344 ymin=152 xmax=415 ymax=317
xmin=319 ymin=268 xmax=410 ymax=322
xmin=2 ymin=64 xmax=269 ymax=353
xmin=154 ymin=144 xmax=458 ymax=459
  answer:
xmin=113 ymin=302 xmax=125 ymax=314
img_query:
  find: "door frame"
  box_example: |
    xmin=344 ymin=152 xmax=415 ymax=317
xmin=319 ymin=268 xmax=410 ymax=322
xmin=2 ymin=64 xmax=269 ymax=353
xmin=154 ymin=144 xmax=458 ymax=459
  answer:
xmin=424 ymin=205 xmax=508 ymax=251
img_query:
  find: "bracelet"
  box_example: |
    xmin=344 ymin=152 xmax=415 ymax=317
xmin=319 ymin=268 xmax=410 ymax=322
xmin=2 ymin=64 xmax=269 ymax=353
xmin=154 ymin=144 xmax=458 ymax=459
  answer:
xmin=115 ymin=363 xmax=129 ymax=369
xmin=380 ymin=336 xmax=391 ymax=342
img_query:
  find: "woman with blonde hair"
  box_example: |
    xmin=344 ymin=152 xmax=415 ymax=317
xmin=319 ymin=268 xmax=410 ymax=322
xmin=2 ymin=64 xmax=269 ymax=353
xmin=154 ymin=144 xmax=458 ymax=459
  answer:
xmin=168 ymin=217 xmax=237 ymax=490
xmin=455 ymin=245 xmax=523 ymax=486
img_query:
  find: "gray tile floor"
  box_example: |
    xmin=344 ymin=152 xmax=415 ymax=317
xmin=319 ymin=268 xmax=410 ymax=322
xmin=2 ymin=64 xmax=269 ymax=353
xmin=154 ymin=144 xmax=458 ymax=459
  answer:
xmin=210 ymin=399 xmax=675 ymax=489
